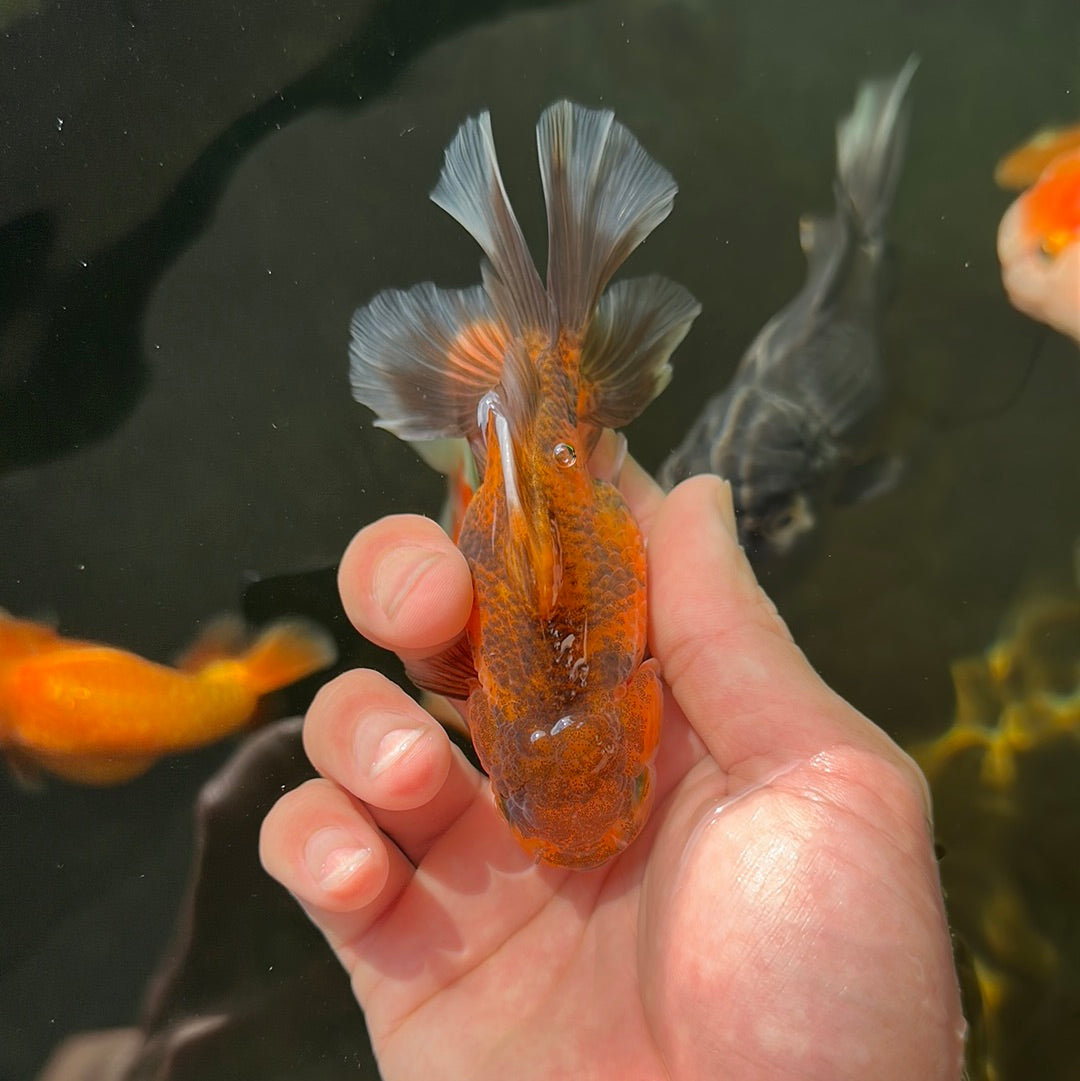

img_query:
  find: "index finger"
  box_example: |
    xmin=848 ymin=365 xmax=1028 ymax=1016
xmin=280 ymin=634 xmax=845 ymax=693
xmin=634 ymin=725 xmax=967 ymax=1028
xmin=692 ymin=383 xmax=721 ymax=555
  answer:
xmin=338 ymin=513 xmax=471 ymax=660
xmin=339 ymin=437 xmax=665 ymax=661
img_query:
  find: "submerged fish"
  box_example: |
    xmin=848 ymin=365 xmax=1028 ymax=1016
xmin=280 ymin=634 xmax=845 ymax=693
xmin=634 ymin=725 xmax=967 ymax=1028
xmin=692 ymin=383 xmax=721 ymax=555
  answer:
xmin=350 ymin=101 xmax=699 ymax=868
xmin=994 ymin=123 xmax=1080 ymax=191
xmin=997 ymin=144 xmax=1080 ymax=343
xmin=658 ymin=57 xmax=917 ymax=555
xmin=410 ymin=436 xmax=479 ymax=543
xmin=0 ymin=612 xmax=336 ymax=784
xmin=1008 ymin=145 xmax=1080 ymax=258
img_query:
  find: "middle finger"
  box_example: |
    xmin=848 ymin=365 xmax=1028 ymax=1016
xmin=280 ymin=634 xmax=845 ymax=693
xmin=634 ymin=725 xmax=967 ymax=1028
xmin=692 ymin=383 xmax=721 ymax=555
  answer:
xmin=303 ymin=668 xmax=484 ymax=864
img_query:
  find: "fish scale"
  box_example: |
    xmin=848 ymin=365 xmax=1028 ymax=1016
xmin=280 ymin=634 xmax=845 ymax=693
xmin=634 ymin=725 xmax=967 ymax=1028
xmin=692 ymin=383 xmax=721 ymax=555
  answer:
xmin=348 ymin=100 xmax=699 ymax=866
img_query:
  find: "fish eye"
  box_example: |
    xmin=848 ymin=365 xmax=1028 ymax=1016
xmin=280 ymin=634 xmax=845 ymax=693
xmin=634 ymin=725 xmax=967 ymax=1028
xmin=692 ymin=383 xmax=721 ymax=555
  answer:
xmin=553 ymin=442 xmax=577 ymax=467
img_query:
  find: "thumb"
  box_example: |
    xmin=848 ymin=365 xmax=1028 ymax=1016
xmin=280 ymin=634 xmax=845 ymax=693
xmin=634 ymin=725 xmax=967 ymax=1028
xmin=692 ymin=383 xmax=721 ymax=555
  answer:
xmin=648 ymin=476 xmax=905 ymax=772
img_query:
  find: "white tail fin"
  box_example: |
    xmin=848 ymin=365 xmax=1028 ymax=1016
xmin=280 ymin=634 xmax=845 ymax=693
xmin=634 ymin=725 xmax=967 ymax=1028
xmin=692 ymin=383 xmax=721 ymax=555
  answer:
xmin=430 ymin=111 xmax=549 ymax=333
xmin=836 ymin=55 xmax=918 ymax=246
xmin=538 ymin=101 xmax=679 ymax=330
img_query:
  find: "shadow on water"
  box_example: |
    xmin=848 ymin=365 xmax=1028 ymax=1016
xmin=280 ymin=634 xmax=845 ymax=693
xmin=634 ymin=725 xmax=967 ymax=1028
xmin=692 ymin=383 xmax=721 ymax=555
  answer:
xmin=0 ymin=0 xmax=565 ymax=473
xmin=2 ymin=0 xmax=1079 ymax=1078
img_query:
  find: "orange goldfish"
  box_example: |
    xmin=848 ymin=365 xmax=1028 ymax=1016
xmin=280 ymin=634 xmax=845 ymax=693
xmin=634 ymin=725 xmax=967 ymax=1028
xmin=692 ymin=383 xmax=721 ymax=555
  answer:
xmin=1008 ymin=146 xmax=1080 ymax=258
xmin=994 ymin=123 xmax=1080 ymax=190
xmin=0 ymin=612 xmax=336 ymax=784
xmin=997 ymin=139 xmax=1080 ymax=343
xmin=349 ymin=101 xmax=699 ymax=868
xmin=411 ymin=437 xmax=479 ymax=543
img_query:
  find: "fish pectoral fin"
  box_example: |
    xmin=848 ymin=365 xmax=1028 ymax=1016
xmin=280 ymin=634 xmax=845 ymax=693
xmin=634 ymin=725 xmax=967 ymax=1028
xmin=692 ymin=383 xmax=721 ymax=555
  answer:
xmin=833 ymin=452 xmax=905 ymax=506
xmin=350 ymin=282 xmax=510 ymax=440
xmin=412 ymin=437 xmax=479 ymax=541
xmin=419 ymin=691 xmax=470 ymax=739
xmin=580 ymin=275 xmax=701 ymax=428
xmin=404 ymin=634 xmax=477 ymax=700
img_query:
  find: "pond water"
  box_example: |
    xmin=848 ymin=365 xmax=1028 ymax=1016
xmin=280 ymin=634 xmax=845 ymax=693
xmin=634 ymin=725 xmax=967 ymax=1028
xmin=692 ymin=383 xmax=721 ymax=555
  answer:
xmin=1 ymin=1 xmax=1078 ymax=1078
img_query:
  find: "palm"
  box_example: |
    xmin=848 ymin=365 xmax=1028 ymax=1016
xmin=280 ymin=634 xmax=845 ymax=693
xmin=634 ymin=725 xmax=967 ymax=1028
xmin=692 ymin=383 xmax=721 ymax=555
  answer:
xmin=349 ymin=693 xmax=949 ymax=1081
xmin=262 ymin=474 xmax=965 ymax=1080
xmin=359 ymin=704 xmax=703 ymax=1080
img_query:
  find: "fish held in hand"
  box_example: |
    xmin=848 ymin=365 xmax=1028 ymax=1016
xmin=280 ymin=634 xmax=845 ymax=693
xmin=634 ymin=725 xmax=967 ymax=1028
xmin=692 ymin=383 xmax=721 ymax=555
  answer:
xmin=349 ymin=102 xmax=699 ymax=868
xmin=0 ymin=612 xmax=336 ymax=784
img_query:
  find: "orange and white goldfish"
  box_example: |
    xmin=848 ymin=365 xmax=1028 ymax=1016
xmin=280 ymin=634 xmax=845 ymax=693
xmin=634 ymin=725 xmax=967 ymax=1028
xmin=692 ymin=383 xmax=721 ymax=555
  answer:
xmin=1005 ymin=145 xmax=1080 ymax=259
xmin=410 ymin=437 xmax=478 ymax=543
xmin=994 ymin=123 xmax=1080 ymax=191
xmin=349 ymin=101 xmax=700 ymax=868
xmin=996 ymin=133 xmax=1080 ymax=344
xmin=0 ymin=612 xmax=336 ymax=784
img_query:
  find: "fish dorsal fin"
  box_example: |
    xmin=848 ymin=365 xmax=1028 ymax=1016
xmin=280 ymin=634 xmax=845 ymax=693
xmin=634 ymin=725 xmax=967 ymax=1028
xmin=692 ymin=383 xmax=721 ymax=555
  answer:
xmin=579 ymin=274 xmax=701 ymax=429
xmin=537 ymin=101 xmax=679 ymax=330
xmin=349 ymin=282 xmax=509 ymax=440
xmin=430 ymin=111 xmax=549 ymax=334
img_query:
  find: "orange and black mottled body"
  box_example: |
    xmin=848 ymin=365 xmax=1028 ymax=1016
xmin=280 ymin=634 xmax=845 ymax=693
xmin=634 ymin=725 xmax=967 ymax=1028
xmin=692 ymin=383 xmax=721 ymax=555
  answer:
xmin=349 ymin=102 xmax=699 ymax=867
xmin=459 ymin=335 xmax=661 ymax=867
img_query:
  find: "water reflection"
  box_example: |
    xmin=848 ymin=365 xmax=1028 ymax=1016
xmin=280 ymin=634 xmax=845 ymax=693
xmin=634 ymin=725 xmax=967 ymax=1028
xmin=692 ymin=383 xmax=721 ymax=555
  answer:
xmin=2 ymin=0 xmax=1079 ymax=1078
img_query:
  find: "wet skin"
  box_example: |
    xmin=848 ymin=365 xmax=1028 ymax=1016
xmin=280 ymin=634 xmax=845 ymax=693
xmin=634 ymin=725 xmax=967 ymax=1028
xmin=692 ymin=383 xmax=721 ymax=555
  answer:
xmin=261 ymin=449 xmax=966 ymax=1081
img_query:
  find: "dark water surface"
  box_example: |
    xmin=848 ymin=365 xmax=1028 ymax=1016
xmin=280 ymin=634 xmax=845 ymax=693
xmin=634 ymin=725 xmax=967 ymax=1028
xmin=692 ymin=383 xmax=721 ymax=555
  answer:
xmin=2 ymin=0 xmax=1078 ymax=1078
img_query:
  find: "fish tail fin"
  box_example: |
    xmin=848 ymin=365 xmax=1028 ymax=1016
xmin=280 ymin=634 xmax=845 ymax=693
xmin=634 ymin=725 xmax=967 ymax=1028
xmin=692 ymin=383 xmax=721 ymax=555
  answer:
xmin=350 ymin=109 xmax=550 ymax=445
xmin=538 ymin=101 xmax=677 ymax=328
xmin=835 ymin=54 xmax=918 ymax=254
xmin=537 ymin=101 xmax=700 ymax=426
xmin=236 ymin=619 xmax=337 ymax=697
xmin=350 ymin=104 xmax=699 ymax=447
xmin=430 ymin=111 xmax=550 ymax=334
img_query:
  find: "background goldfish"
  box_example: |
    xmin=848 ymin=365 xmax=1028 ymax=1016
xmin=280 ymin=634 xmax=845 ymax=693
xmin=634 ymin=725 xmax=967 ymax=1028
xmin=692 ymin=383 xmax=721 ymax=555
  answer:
xmin=994 ymin=123 xmax=1080 ymax=190
xmin=0 ymin=612 xmax=336 ymax=784
xmin=996 ymin=126 xmax=1080 ymax=343
xmin=349 ymin=101 xmax=699 ymax=868
xmin=658 ymin=57 xmax=917 ymax=556
xmin=1011 ymin=146 xmax=1080 ymax=258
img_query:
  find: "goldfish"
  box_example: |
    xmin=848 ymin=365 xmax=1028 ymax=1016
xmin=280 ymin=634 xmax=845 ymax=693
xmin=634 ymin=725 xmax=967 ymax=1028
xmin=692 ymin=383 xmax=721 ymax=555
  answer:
xmin=0 ymin=612 xmax=336 ymax=784
xmin=1005 ymin=145 xmax=1080 ymax=259
xmin=658 ymin=57 xmax=916 ymax=555
xmin=994 ymin=123 xmax=1080 ymax=191
xmin=410 ymin=437 xmax=479 ymax=543
xmin=349 ymin=101 xmax=699 ymax=868
xmin=996 ymin=140 xmax=1080 ymax=343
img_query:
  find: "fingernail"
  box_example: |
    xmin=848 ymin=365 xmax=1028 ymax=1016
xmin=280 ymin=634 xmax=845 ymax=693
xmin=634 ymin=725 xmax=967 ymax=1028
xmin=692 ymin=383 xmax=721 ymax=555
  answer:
xmin=372 ymin=546 xmax=443 ymax=621
xmin=715 ymin=479 xmax=738 ymax=539
xmin=305 ymin=827 xmax=371 ymax=891
xmin=370 ymin=727 xmax=423 ymax=777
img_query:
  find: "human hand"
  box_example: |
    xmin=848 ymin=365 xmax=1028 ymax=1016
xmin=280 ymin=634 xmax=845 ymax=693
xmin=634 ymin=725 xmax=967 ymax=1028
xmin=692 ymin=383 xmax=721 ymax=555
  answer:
xmin=260 ymin=455 xmax=966 ymax=1081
